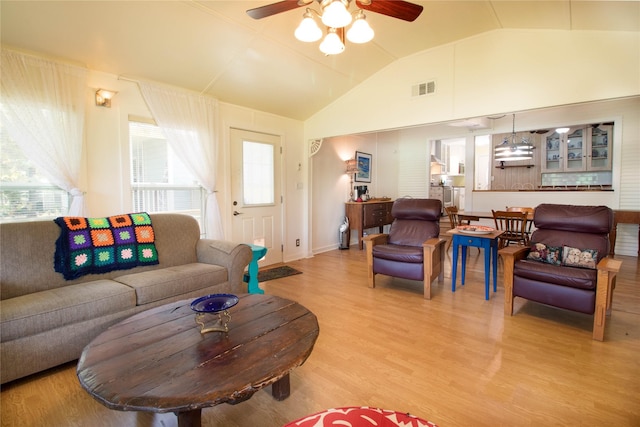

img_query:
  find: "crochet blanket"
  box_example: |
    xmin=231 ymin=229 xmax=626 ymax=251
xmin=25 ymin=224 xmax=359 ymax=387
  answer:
xmin=54 ymin=212 xmax=159 ymax=280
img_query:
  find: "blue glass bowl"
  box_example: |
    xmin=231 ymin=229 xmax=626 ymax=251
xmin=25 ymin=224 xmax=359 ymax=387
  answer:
xmin=190 ymin=294 xmax=239 ymax=313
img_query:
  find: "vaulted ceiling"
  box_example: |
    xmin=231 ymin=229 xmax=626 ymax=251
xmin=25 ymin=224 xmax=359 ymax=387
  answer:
xmin=2 ymin=1 xmax=638 ymax=121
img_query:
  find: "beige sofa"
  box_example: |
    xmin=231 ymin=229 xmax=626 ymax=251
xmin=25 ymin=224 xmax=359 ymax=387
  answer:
xmin=0 ymin=213 xmax=252 ymax=384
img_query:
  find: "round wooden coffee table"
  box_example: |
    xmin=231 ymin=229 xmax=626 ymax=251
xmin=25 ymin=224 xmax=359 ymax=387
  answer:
xmin=77 ymin=293 xmax=319 ymax=427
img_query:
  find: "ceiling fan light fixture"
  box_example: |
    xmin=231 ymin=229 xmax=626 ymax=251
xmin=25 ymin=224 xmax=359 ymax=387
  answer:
xmin=346 ymin=11 xmax=374 ymax=43
xmin=295 ymin=10 xmax=322 ymax=42
xmin=321 ymin=0 xmax=352 ymax=28
xmin=319 ymin=27 xmax=345 ymax=55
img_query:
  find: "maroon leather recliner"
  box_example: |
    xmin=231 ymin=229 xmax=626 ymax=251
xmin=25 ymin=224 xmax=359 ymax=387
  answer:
xmin=500 ymin=203 xmax=622 ymax=341
xmin=364 ymin=198 xmax=446 ymax=299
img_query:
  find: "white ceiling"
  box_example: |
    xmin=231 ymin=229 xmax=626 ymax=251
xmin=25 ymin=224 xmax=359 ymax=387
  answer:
xmin=1 ymin=1 xmax=638 ymax=121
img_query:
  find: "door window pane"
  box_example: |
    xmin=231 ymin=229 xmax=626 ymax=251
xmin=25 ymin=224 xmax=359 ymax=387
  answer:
xmin=242 ymin=140 xmax=274 ymax=205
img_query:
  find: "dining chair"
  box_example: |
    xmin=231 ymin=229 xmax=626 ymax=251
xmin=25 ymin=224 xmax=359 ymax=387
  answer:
xmin=506 ymin=206 xmax=535 ymax=239
xmin=445 ymin=206 xmax=464 ymax=251
xmin=492 ymin=210 xmax=529 ymax=249
xmin=445 ymin=206 xmax=480 ymax=253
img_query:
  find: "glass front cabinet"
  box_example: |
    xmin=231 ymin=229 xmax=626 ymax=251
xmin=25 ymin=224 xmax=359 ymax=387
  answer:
xmin=542 ymin=124 xmax=612 ymax=172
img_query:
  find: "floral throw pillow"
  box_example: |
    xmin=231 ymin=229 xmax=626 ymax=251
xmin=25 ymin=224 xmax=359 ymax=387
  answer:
xmin=527 ymin=242 xmax=562 ymax=265
xmin=562 ymin=246 xmax=599 ymax=269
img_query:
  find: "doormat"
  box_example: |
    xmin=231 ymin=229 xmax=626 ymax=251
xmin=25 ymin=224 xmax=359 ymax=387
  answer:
xmin=258 ymin=266 xmax=302 ymax=282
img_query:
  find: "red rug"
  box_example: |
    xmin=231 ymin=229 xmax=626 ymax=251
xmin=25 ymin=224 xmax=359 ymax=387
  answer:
xmin=283 ymin=406 xmax=438 ymax=427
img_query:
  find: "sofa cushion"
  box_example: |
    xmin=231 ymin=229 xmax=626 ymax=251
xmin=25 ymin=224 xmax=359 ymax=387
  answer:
xmin=0 ymin=280 xmax=136 ymax=342
xmin=514 ymin=259 xmax=597 ymax=291
xmin=114 ymin=263 xmax=228 ymax=305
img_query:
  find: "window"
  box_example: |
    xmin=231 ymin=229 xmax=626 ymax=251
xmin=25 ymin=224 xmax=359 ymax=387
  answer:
xmin=0 ymin=124 xmax=69 ymax=223
xmin=129 ymin=121 xmax=203 ymax=226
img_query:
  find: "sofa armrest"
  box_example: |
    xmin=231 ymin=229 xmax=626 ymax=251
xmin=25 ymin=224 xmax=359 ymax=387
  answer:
xmin=196 ymin=240 xmax=253 ymax=287
xmin=499 ymin=245 xmax=531 ymax=316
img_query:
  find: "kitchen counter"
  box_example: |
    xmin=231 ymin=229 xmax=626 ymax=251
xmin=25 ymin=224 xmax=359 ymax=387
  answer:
xmin=475 ymin=187 xmax=613 ymax=192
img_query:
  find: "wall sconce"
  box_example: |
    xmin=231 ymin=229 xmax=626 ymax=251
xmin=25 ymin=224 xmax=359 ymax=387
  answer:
xmin=95 ymin=89 xmax=117 ymax=108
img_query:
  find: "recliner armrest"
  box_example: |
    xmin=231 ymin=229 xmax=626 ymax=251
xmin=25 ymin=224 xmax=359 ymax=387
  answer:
xmin=593 ymin=256 xmax=622 ymax=341
xmin=363 ymin=233 xmax=388 ymax=248
xmin=597 ymin=256 xmax=622 ymax=273
xmin=423 ymin=237 xmax=446 ymax=249
xmin=499 ymin=245 xmax=530 ymax=316
xmin=498 ymin=245 xmax=530 ymax=260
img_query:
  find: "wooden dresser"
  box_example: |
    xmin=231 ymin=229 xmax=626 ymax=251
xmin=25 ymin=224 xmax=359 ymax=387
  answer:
xmin=345 ymin=200 xmax=394 ymax=249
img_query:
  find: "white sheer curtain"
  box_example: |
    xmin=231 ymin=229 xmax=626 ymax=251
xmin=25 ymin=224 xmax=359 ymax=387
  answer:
xmin=0 ymin=49 xmax=88 ymax=215
xmin=138 ymin=81 xmax=223 ymax=239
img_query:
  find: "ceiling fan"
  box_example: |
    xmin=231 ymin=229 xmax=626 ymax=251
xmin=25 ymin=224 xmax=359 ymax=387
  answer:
xmin=247 ymin=0 xmax=424 ymax=22
xmin=247 ymin=0 xmax=423 ymax=54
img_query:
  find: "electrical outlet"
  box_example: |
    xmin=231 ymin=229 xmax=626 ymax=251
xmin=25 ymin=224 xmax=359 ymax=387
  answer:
xmin=295 ymin=239 xmax=300 ymax=247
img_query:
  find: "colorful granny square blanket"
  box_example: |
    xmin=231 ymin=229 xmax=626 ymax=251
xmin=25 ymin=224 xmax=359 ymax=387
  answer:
xmin=54 ymin=212 xmax=159 ymax=280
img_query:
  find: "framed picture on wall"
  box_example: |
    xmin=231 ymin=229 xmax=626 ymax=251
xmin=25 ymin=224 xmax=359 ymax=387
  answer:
xmin=355 ymin=151 xmax=372 ymax=183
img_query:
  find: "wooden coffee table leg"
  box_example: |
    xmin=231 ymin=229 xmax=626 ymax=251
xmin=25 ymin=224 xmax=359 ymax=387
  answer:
xmin=176 ymin=409 xmax=202 ymax=427
xmin=271 ymin=373 xmax=290 ymax=401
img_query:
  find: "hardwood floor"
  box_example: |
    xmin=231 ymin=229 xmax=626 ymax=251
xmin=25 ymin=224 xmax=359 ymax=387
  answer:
xmin=2 ymin=249 xmax=639 ymax=427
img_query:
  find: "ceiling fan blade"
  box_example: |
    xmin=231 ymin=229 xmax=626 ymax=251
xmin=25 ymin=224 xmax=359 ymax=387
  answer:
xmin=356 ymin=0 xmax=423 ymax=22
xmin=247 ymin=0 xmax=305 ymax=20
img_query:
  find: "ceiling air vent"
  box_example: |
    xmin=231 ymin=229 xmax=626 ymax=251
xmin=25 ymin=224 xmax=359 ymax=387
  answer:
xmin=412 ymin=81 xmax=435 ymax=97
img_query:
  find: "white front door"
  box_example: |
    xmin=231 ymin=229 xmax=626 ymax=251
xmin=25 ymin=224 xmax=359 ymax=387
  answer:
xmin=230 ymin=128 xmax=283 ymax=266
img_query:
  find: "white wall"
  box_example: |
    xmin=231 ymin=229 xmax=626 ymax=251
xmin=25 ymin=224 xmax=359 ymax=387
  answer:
xmin=84 ymin=70 xmax=306 ymax=263
xmin=305 ymin=29 xmax=639 ymax=138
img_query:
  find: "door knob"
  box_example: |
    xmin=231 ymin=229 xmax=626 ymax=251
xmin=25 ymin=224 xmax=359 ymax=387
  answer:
xmin=233 ymin=211 xmax=243 ymax=216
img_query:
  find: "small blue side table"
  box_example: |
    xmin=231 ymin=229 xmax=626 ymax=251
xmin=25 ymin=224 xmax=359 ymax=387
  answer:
xmin=448 ymin=229 xmax=503 ymax=300
xmin=244 ymin=244 xmax=267 ymax=294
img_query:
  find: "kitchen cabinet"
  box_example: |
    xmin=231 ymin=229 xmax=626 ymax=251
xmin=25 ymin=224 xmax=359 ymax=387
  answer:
xmin=345 ymin=200 xmax=394 ymax=250
xmin=542 ymin=124 xmax=612 ymax=172
xmin=429 ymin=186 xmax=452 ymax=214
xmin=588 ymin=125 xmax=613 ymax=171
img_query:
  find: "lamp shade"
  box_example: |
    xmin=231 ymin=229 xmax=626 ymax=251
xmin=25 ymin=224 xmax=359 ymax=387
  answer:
xmin=321 ymin=0 xmax=352 ymax=28
xmin=320 ymin=28 xmax=345 ymax=55
xmin=345 ymin=158 xmax=359 ymax=174
xmin=347 ymin=11 xmax=374 ymax=43
xmin=295 ymin=13 xmax=322 ymax=42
